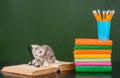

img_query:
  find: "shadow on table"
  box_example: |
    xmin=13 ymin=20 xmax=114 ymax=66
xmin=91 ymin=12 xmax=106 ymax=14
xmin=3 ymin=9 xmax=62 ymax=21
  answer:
xmin=75 ymin=72 xmax=111 ymax=78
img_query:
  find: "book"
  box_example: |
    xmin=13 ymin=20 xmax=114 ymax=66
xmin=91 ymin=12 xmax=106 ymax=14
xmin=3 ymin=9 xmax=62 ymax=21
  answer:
xmin=75 ymin=62 xmax=111 ymax=66
xmin=74 ymin=45 xmax=112 ymax=50
xmin=1 ymin=61 xmax=74 ymax=76
xmin=75 ymin=66 xmax=112 ymax=72
xmin=74 ymin=50 xmax=112 ymax=54
xmin=74 ymin=58 xmax=111 ymax=62
xmin=74 ymin=54 xmax=111 ymax=59
xmin=2 ymin=69 xmax=74 ymax=78
xmin=2 ymin=68 xmax=111 ymax=78
xmin=75 ymin=38 xmax=112 ymax=46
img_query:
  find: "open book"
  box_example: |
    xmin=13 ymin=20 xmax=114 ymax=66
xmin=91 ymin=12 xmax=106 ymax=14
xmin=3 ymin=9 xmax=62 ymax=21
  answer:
xmin=1 ymin=61 xmax=74 ymax=76
xmin=2 ymin=69 xmax=74 ymax=78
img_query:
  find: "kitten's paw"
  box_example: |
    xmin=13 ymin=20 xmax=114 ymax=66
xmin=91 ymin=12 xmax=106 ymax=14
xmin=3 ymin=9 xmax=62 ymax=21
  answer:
xmin=55 ymin=60 xmax=60 ymax=63
xmin=43 ymin=62 xmax=49 ymax=66
xmin=28 ymin=61 xmax=32 ymax=65
xmin=35 ymin=63 xmax=40 ymax=67
xmin=43 ymin=59 xmax=49 ymax=66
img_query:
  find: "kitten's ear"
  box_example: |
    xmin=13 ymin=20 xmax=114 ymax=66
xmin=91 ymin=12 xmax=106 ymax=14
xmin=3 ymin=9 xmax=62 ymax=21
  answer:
xmin=31 ymin=44 xmax=38 ymax=49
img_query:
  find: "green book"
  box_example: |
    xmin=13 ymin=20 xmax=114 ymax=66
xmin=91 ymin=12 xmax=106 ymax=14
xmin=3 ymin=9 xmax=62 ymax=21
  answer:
xmin=75 ymin=66 xmax=112 ymax=72
xmin=74 ymin=45 xmax=112 ymax=50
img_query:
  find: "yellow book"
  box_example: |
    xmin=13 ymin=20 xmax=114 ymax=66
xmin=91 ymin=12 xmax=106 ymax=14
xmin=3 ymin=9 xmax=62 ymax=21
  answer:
xmin=74 ymin=54 xmax=111 ymax=59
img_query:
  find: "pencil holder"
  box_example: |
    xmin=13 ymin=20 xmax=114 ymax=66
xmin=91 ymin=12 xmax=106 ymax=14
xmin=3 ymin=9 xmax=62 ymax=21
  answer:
xmin=97 ymin=22 xmax=111 ymax=40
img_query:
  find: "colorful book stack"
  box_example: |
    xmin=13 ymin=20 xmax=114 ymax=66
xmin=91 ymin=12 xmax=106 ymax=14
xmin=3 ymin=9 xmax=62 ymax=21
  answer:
xmin=74 ymin=38 xmax=112 ymax=72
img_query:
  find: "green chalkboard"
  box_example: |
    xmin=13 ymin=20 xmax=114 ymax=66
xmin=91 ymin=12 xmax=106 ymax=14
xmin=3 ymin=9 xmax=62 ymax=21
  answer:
xmin=0 ymin=0 xmax=120 ymax=62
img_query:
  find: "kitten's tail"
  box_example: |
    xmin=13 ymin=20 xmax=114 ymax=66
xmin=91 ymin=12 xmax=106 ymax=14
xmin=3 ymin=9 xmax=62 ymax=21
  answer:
xmin=55 ymin=60 xmax=60 ymax=63
xmin=27 ymin=46 xmax=34 ymax=59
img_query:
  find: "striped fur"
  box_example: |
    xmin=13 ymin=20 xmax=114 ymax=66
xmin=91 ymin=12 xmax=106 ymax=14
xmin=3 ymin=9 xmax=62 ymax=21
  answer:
xmin=28 ymin=44 xmax=59 ymax=67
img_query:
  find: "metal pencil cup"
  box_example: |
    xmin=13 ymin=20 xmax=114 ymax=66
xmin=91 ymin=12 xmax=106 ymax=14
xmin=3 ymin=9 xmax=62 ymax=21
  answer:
xmin=97 ymin=22 xmax=111 ymax=40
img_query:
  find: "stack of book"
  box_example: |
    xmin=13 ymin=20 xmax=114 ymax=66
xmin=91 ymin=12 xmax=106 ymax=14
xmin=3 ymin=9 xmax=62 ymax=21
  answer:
xmin=74 ymin=38 xmax=112 ymax=72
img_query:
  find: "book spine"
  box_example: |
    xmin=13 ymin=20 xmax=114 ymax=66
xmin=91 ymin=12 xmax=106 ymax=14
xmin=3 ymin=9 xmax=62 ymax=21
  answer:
xmin=74 ymin=50 xmax=112 ymax=54
xmin=75 ymin=66 xmax=112 ymax=72
xmin=75 ymin=62 xmax=111 ymax=66
xmin=75 ymin=39 xmax=112 ymax=46
xmin=74 ymin=54 xmax=111 ymax=59
xmin=74 ymin=45 xmax=112 ymax=50
xmin=74 ymin=59 xmax=111 ymax=62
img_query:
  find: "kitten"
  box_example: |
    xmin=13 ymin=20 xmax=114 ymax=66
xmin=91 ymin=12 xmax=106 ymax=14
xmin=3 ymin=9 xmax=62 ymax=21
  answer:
xmin=29 ymin=44 xmax=59 ymax=67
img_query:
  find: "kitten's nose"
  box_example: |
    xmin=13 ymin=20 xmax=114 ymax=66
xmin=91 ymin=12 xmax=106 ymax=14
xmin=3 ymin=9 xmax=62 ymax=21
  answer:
xmin=35 ymin=55 xmax=37 ymax=57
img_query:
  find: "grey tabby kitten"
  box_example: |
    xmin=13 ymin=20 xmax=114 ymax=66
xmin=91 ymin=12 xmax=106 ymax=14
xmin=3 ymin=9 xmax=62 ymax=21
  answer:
xmin=28 ymin=44 xmax=59 ymax=67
